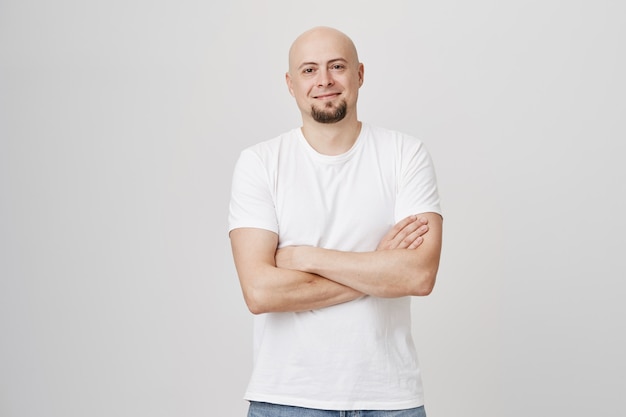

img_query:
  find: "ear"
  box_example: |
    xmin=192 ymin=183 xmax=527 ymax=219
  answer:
xmin=285 ymin=72 xmax=295 ymax=97
xmin=358 ymin=63 xmax=364 ymax=87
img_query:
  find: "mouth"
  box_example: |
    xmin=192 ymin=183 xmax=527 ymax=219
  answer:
xmin=313 ymin=92 xmax=341 ymax=100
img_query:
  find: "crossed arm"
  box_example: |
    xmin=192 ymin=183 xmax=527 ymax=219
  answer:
xmin=230 ymin=212 xmax=442 ymax=314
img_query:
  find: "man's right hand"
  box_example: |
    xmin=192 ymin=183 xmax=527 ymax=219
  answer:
xmin=376 ymin=215 xmax=429 ymax=251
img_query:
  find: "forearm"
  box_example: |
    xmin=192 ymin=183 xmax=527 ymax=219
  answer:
xmin=242 ymin=264 xmax=363 ymax=314
xmin=276 ymin=213 xmax=443 ymax=298
xmin=282 ymin=247 xmax=437 ymax=298
xmin=230 ymin=227 xmax=363 ymax=314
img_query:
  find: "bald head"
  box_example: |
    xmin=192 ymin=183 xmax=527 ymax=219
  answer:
xmin=288 ymin=26 xmax=360 ymax=74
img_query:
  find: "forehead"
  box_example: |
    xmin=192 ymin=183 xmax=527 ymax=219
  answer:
xmin=289 ymin=29 xmax=358 ymax=69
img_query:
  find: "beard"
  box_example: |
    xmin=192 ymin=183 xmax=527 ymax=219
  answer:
xmin=310 ymin=100 xmax=347 ymax=124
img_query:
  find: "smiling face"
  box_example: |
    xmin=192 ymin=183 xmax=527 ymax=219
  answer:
xmin=286 ymin=27 xmax=364 ymax=125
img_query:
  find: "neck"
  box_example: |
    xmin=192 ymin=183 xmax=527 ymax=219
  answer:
xmin=301 ymin=117 xmax=362 ymax=156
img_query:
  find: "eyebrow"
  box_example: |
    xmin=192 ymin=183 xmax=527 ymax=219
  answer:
xmin=297 ymin=58 xmax=348 ymax=70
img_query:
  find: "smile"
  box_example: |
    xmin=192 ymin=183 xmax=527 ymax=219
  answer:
xmin=314 ymin=92 xmax=340 ymax=100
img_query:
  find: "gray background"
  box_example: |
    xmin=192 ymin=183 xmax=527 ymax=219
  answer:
xmin=1 ymin=1 xmax=625 ymax=416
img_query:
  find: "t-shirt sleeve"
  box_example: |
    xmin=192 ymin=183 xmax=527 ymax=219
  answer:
xmin=228 ymin=148 xmax=279 ymax=234
xmin=394 ymin=138 xmax=442 ymax=222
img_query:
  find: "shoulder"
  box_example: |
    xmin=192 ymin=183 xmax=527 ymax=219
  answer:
xmin=363 ymin=123 xmax=427 ymax=153
xmin=240 ymin=128 xmax=300 ymax=160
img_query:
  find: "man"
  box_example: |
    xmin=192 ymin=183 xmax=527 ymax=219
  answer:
xmin=229 ymin=26 xmax=443 ymax=417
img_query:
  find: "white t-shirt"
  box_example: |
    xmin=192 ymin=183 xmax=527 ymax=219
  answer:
xmin=228 ymin=123 xmax=441 ymax=410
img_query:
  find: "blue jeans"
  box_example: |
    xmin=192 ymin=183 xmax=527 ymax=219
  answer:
xmin=247 ymin=402 xmax=426 ymax=417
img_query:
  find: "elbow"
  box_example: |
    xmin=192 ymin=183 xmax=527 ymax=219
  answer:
xmin=243 ymin=293 xmax=265 ymax=315
xmin=412 ymin=283 xmax=434 ymax=297
xmin=408 ymin=269 xmax=438 ymax=297
xmin=247 ymin=305 xmax=266 ymax=315
xmin=243 ymin=287 xmax=273 ymax=315
xmin=245 ymin=299 xmax=265 ymax=315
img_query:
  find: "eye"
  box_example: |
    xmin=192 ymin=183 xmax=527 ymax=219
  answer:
xmin=302 ymin=67 xmax=315 ymax=75
xmin=331 ymin=64 xmax=345 ymax=70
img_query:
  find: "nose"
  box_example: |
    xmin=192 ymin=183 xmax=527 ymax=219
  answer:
xmin=317 ymin=68 xmax=334 ymax=87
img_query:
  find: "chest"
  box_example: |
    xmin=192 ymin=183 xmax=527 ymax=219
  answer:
xmin=273 ymin=155 xmax=397 ymax=250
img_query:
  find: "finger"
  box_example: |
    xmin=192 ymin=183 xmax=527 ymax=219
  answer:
xmin=377 ymin=216 xmax=418 ymax=250
xmin=408 ymin=236 xmax=424 ymax=250
xmin=377 ymin=215 xmax=428 ymax=250
xmin=387 ymin=215 xmax=417 ymax=239
xmin=402 ymin=226 xmax=426 ymax=248
xmin=392 ymin=219 xmax=425 ymax=247
xmin=401 ymin=224 xmax=429 ymax=249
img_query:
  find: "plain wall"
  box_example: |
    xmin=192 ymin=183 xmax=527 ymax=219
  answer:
xmin=1 ymin=1 xmax=624 ymax=416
